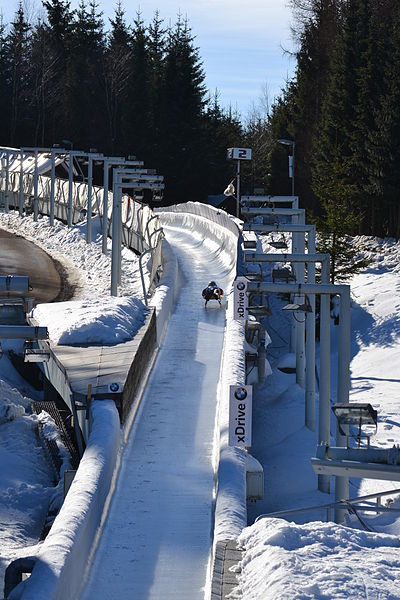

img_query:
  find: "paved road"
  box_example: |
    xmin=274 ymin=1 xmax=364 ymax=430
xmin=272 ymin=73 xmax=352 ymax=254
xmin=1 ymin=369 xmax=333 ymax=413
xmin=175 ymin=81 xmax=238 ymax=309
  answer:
xmin=0 ymin=229 xmax=63 ymax=304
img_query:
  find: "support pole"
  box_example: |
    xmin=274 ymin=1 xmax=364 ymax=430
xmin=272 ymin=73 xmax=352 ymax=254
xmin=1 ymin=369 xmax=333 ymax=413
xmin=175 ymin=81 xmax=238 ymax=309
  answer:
xmin=67 ymin=151 xmax=73 ymax=227
xmin=117 ymin=185 xmax=123 ymax=284
xmin=236 ymin=159 xmax=240 ymax=218
xmin=18 ymin=148 xmax=24 ymax=216
xmin=295 ymin=212 xmax=306 ymax=389
xmin=111 ymin=178 xmax=120 ymax=296
xmin=318 ymin=259 xmax=332 ymax=492
xmin=5 ymin=151 xmax=10 ymax=213
xmin=334 ymin=288 xmax=351 ymax=516
xmin=86 ymin=155 xmax=93 ymax=243
xmin=102 ymin=159 xmax=109 ymax=254
xmin=33 ymin=151 xmax=39 ymax=222
xmin=305 ymin=232 xmax=316 ymax=431
xmin=50 ymin=149 xmax=56 ymax=226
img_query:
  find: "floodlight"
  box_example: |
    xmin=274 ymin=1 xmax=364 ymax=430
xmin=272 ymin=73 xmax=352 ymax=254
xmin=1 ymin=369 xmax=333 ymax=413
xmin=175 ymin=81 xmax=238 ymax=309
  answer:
xmin=282 ymin=300 xmax=312 ymax=313
xmin=332 ymin=403 xmax=378 ymax=445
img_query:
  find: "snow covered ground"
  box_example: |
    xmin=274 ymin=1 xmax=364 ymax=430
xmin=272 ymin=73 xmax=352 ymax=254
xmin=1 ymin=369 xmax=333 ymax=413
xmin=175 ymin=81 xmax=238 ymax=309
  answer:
xmin=1 ymin=210 xmax=400 ymax=599
xmin=232 ymin=235 xmax=400 ymax=599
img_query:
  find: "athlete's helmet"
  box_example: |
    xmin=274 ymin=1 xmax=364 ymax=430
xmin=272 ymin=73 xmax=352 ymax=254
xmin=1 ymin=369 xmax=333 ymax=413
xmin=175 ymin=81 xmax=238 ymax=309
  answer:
xmin=208 ymin=281 xmax=216 ymax=286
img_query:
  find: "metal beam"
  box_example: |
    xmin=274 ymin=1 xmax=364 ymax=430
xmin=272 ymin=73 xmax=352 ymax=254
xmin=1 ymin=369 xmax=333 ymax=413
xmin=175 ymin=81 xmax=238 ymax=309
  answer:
xmin=0 ymin=325 xmax=48 ymax=340
xmin=242 ymin=207 xmax=305 ymax=216
xmin=243 ymin=222 xmax=315 ymax=233
xmin=0 ymin=275 xmax=29 ymax=293
xmin=311 ymin=457 xmax=400 ymax=482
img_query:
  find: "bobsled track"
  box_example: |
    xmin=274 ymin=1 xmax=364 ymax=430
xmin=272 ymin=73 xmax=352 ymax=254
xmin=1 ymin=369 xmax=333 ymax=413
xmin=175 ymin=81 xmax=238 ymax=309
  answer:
xmin=78 ymin=214 xmax=239 ymax=599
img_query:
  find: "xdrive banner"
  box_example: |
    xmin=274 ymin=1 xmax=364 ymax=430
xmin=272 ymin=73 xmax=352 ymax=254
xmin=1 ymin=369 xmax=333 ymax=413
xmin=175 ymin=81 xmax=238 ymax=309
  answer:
xmin=233 ymin=277 xmax=248 ymax=321
xmin=229 ymin=385 xmax=252 ymax=447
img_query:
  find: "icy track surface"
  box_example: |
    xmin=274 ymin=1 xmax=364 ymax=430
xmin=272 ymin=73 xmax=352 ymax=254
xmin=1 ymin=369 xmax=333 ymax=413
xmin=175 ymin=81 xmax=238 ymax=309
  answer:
xmin=80 ymin=225 xmax=233 ymax=600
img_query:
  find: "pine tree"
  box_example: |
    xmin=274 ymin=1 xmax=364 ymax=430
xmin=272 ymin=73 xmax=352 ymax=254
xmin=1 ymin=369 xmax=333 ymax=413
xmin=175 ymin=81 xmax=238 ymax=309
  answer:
xmin=0 ymin=16 xmax=9 ymax=143
xmin=29 ymin=19 xmax=62 ymax=145
xmin=202 ymin=91 xmax=243 ymax=198
xmin=41 ymin=0 xmax=75 ymax=143
xmin=5 ymin=4 xmax=32 ymax=145
xmin=290 ymin=0 xmax=340 ymax=212
xmin=65 ymin=0 xmax=106 ymax=148
xmin=104 ymin=1 xmax=131 ymax=153
xmin=312 ymin=163 xmax=370 ymax=282
xmin=124 ymin=11 xmax=152 ymax=160
xmin=147 ymin=10 xmax=166 ymax=166
xmin=159 ymin=14 xmax=207 ymax=202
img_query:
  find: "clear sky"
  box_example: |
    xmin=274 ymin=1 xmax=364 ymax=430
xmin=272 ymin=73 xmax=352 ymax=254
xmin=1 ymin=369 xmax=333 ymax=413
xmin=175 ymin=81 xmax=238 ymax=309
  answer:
xmin=1 ymin=0 xmax=296 ymax=119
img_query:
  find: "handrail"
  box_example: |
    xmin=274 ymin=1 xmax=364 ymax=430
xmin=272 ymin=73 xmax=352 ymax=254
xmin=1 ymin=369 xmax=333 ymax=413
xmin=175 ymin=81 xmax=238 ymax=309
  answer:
xmin=255 ymin=487 xmax=400 ymax=523
xmin=139 ymin=248 xmax=153 ymax=307
xmin=149 ymin=227 xmax=164 ymax=248
xmin=0 ymin=155 xmax=164 ymax=300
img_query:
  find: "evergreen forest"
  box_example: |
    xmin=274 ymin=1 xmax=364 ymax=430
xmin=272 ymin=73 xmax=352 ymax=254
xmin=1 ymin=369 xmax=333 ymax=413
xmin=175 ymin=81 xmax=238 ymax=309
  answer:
xmin=1 ymin=0 xmax=400 ymax=243
xmin=0 ymin=0 xmax=243 ymax=203
xmin=261 ymin=0 xmax=400 ymax=241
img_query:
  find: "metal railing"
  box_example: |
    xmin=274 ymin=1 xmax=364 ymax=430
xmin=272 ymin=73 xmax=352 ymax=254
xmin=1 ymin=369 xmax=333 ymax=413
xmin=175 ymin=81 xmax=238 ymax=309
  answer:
xmin=0 ymin=168 xmax=163 ymax=302
xmin=255 ymin=487 xmax=400 ymax=529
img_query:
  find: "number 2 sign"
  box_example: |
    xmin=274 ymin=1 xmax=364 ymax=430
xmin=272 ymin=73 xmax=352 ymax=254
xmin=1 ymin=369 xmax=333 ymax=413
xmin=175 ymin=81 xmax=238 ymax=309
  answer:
xmin=227 ymin=147 xmax=252 ymax=161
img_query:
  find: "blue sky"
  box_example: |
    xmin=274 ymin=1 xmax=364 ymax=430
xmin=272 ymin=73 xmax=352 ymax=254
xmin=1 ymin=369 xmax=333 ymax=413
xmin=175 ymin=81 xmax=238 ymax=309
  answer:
xmin=1 ymin=0 xmax=296 ymax=118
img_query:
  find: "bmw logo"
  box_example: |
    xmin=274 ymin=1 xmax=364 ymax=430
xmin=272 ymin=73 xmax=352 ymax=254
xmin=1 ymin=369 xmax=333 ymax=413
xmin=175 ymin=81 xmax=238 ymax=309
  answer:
xmin=109 ymin=382 xmax=120 ymax=393
xmin=234 ymin=387 xmax=247 ymax=400
xmin=236 ymin=281 xmax=246 ymax=291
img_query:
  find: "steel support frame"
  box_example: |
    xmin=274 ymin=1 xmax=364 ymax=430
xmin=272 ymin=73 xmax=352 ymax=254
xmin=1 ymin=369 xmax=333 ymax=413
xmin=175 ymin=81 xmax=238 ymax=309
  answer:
xmin=244 ymin=222 xmax=316 ymax=385
xmin=247 ymin=280 xmax=351 ymax=502
xmin=110 ymin=168 xmax=164 ymax=297
xmin=244 ymin=253 xmax=330 ymax=433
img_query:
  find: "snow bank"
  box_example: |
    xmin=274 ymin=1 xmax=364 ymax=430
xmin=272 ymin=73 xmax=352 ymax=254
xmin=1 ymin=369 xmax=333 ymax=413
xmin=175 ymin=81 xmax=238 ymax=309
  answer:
xmin=229 ymin=517 xmax=400 ymax=599
xmin=0 ymin=383 xmax=57 ymax=589
xmin=12 ymin=400 xmax=121 ymax=600
xmin=32 ymin=297 xmax=146 ymax=346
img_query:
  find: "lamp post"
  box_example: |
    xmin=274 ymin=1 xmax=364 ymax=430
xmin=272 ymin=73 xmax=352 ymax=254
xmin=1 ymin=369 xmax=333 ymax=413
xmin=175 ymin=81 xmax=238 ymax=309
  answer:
xmin=277 ymin=138 xmax=295 ymax=196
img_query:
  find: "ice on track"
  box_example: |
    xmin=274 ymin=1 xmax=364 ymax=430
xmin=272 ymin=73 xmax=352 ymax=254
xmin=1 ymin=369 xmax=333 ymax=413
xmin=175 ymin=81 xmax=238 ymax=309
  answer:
xmin=80 ymin=224 xmax=235 ymax=599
